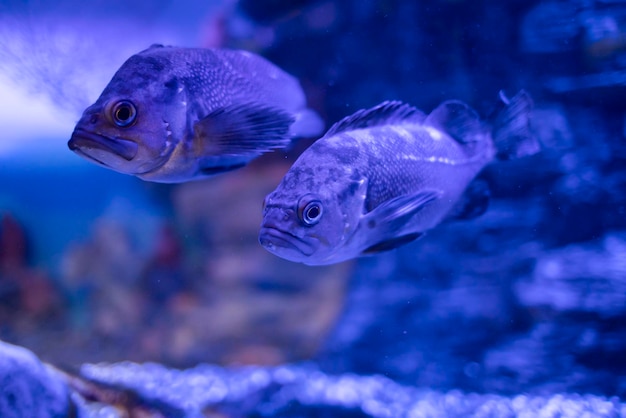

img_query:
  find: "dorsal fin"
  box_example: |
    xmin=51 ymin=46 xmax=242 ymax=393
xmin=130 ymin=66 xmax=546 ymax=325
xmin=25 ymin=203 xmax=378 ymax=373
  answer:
xmin=325 ymin=101 xmax=425 ymax=137
xmin=424 ymin=100 xmax=484 ymax=143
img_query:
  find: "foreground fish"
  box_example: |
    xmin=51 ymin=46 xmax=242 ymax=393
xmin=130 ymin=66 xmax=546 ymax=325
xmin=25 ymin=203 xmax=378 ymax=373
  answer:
xmin=259 ymin=91 xmax=540 ymax=265
xmin=68 ymin=44 xmax=322 ymax=182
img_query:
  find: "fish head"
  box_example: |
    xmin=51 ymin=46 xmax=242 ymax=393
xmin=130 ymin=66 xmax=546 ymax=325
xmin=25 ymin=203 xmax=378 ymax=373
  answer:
xmin=259 ymin=151 xmax=367 ymax=265
xmin=68 ymin=48 xmax=189 ymax=179
xmin=259 ymin=191 xmax=344 ymax=264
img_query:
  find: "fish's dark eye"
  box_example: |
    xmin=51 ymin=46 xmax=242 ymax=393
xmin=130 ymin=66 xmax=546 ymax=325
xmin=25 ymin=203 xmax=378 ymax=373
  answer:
xmin=111 ymin=100 xmax=137 ymax=127
xmin=298 ymin=198 xmax=323 ymax=226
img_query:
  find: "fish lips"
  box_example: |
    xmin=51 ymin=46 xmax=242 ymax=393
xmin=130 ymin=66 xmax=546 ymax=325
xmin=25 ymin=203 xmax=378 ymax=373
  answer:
xmin=68 ymin=129 xmax=138 ymax=164
xmin=259 ymin=224 xmax=319 ymax=258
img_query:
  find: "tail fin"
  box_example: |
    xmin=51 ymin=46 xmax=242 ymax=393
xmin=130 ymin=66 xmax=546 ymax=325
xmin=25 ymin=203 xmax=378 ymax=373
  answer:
xmin=491 ymin=90 xmax=540 ymax=160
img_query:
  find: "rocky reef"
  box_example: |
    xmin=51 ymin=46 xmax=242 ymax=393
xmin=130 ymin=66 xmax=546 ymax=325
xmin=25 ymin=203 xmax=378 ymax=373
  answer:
xmin=1 ymin=340 xmax=625 ymax=417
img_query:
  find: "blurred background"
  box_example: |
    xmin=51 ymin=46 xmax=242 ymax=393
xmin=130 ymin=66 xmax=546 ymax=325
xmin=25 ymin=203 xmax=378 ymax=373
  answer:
xmin=1 ymin=0 xmax=626 ymax=397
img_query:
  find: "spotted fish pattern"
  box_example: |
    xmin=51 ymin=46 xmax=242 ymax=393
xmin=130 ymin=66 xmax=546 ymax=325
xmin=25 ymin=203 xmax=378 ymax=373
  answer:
xmin=259 ymin=91 xmax=539 ymax=265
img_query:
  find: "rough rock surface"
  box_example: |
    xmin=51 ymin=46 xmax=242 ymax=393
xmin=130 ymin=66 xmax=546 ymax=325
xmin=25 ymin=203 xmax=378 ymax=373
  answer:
xmin=0 ymin=341 xmax=69 ymax=418
xmin=1 ymin=340 xmax=626 ymax=417
xmin=79 ymin=361 xmax=626 ymax=418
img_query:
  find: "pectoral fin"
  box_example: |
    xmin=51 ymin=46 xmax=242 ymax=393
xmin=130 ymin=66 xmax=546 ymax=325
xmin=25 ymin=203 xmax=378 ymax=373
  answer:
xmin=193 ymin=103 xmax=295 ymax=159
xmin=359 ymin=189 xmax=441 ymax=255
xmin=365 ymin=189 xmax=441 ymax=229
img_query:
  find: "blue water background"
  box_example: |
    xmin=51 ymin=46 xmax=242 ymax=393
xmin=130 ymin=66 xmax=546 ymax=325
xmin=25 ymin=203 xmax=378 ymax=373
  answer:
xmin=1 ymin=0 xmax=626 ymax=412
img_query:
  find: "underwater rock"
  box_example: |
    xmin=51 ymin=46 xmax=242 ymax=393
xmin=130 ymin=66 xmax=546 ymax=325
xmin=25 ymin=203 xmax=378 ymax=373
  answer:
xmin=522 ymin=0 xmax=626 ymax=102
xmin=317 ymin=191 xmax=626 ymax=396
xmin=318 ymin=215 xmax=626 ymax=396
xmin=1 ymin=336 xmax=624 ymax=417
xmin=78 ymin=361 xmax=626 ymax=417
xmin=318 ymin=199 xmax=543 ymax=391
xmin=517 ymin=232 xmax=626 ymax=315
xmin=480 ymin=232 xmax=626 ymax=395
xmin=0 ymin=340 xmax=69 ymax=418
xmin=482 ymin=319 xmax=626 ymax=396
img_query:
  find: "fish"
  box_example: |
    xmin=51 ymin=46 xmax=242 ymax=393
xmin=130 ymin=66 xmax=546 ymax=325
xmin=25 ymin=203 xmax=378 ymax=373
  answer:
xmin=259 ymin=90 xmax=540 ymax=265
xmin=67 ymin=44 xmax=323 ymax=183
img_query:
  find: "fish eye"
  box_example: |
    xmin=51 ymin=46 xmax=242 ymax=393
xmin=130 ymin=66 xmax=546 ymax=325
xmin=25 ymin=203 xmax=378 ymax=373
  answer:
xmin=298 ymin=196 xmax=323 ymax=226
xmin=111 ymin=100 xmax=137 ymax=127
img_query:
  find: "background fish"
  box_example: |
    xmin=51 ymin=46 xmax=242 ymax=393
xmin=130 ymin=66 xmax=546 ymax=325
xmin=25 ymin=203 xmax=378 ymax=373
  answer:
xmin=67 ymin=44 xmax=323 ymax=183
xmin=259 ymin=91 xmax=540 ymax=265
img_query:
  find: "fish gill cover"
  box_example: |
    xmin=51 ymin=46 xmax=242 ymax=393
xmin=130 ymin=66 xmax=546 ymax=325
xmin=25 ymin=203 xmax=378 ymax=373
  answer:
xmin=1 ymin=0 xmax=626 ymax=417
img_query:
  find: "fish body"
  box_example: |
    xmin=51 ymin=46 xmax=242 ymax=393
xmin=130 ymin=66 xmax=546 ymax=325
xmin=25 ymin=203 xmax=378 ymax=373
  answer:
xmin=68 ymin=45 xmax=323 ymax=183
xmin=259 ymin=91 xmax=539 ymax=265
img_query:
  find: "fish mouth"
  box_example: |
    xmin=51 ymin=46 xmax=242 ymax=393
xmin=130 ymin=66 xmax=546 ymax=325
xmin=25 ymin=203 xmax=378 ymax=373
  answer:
xmin=68 ymin=129 xmax=138 ymax=162
xmin=259 ymin=225 xmax=318 ymax=257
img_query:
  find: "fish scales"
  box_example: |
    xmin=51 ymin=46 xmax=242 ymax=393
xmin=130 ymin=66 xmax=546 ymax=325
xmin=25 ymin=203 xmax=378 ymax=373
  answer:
xmin=151 ymin=48 xmax=300 ymax=109
xmin=68 ymin=45 xmax=323 ymax=183
xmin=259 ymin=92 xmax=539 ymax=265
xmin=311 ymin=124 xmax=492 ymax=213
